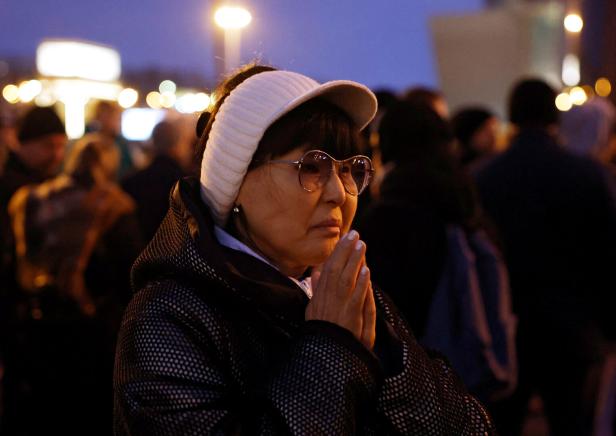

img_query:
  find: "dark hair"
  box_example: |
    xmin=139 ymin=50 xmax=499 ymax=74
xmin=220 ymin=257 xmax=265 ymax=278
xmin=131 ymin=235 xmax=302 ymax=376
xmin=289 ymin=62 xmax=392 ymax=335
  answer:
xmin=508 ymin=78 xmax=558 ymax=129
xmin=249 ymin=98 xmax=361 ymax=171
xmin=151 ymin=120 xmax=180 ymax=153
xmin=378 ymin=100 xmax=454 ymax=165
xmin=403 ymin=87 xmax=444 ymax=110
xmin=18 ymin=107 xmax=66 ymax=143
xmin=451 ymin=107 xmax=494 ymax=163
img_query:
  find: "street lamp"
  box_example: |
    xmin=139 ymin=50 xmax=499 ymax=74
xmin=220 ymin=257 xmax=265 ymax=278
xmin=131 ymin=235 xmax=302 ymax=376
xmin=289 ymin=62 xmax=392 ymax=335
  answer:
xmin=214 ymin=5 xmax=252 ymax=74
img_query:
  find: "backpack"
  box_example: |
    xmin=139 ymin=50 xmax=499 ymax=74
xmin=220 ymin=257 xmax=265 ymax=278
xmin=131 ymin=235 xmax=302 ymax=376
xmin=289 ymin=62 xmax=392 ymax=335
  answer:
xmin=420 ymin=225 xmax=517 ymax=402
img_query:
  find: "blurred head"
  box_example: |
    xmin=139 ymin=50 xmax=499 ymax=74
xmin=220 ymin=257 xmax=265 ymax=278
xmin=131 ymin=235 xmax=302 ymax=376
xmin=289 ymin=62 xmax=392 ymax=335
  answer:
xmin=64 ymin=133 xmax=120 ymax=186
xmin=508 ymin=78 xmax=558 ymax=130
xmin=151 ymin=120 xmax=181 ymax=154
xmin=560 ymin=97 xmax=616 ymax=160
xmin=379 ymin=100 xmax=454 ymax=165
xmin=197 ymin=65 xmax=377 ymax=276
xmin=93 ymin=101 xmax=122 ymax=137
xmin=403 ymin=87 xmax=449 ymax=119
xmin=17 ymin=107 xmax=67 ymax=177
xmin=452 ymin=107 xmax=499 ymax=163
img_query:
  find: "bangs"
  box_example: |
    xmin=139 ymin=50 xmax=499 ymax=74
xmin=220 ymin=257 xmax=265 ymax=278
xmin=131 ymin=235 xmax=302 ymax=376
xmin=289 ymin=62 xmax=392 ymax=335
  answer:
xmin=250 ymin=98 xmax=362 ymax=169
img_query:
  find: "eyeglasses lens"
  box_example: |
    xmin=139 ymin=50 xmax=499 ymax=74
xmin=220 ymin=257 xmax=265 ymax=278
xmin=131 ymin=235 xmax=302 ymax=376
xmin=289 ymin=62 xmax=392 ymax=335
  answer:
xmin=299 ymin=152 xmax=370 ymax=195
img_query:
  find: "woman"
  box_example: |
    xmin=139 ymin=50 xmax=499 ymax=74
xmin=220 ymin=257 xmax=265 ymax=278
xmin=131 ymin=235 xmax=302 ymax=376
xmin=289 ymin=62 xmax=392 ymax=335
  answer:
xmin=5 ymin=133 xmax=142 ymax=436
xmin=113 ymin=65 xmax=495 ymax=434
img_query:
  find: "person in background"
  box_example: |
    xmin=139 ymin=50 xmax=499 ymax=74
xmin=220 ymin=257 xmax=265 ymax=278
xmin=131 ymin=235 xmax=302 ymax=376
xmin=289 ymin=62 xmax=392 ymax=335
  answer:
xmin=122 ymin=120 xmax=190 ymax=243
xmin=474 ymin=78 xmax=616 ymax=435
xmin=113 ymin=64 xmax=495 ymax=434
xmin=88 ymin=100 xmax=134 ymax=178
xmin=452 ymin=107 xmax=500 ymax=171
xmin=358 ymin=100 xmax=480 ymax=340
xmin=0 ymin=107 xmax=68 ymax=312
xmin=2 ymin=133 xmax=142 ymax=436
xmin=0 ymin=107 xmax=67 ymax=205
xmin=403 ymin=86 xmax=450 ymax=120
xmin=560 ymin=97 xmax=616 ymax=176
xmin=353 ymin=89 xmax=399 ymax=224
xmin=0 ymin=112 xmax=19 ymax=177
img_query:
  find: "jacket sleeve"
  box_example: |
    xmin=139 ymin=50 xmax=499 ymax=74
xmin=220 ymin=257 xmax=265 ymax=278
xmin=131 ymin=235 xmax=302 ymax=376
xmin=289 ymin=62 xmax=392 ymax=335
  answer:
xmin=372 ymin=288 xmax=496 ymax=435
xmin=113 ymin=281 xmax=382 ymax=436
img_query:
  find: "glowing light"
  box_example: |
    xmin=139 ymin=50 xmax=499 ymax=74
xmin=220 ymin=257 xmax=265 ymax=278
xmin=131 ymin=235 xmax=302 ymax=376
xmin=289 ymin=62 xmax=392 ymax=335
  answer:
xmin=37 ymin=40 xmax=121 ymax=82
xmin=569 ymin=86 xmax=587 ymax=106
xmin=121 ymin=108 xmax=166 ymax=141
xmin=562 ymin=54 xmax=580 ymax=87
xmin=63 ymin=98 xmax=87 ymax=139
xmin=214 ymin=6 xmax=252 ymax=29
xmin=175 ymin=92 xmax=211 ymax=113
xmin=50 ymin=78 xmax=121 ymax=101
xmin=118 ymin=88 xmax=139 ymax=108
xmin=564 ymin=14 xmax=584 ymax=33
xmin=146 ymin=91 xmax=162 ymax=109
xmin=2 ymin=84 xmax=19 ymax=103
xmin=18 ymin=80 xmax=43 ymax=103
xmin=159 ymin=91 xmax=176 ymax=108
xmin=159 ymin=80 xmax=177 ymax=94
xmin=582 ymin=85 xmax=595 ymax=99
xmin=194 ymin=92 xmax=211 ymax=111
xmin=595 ymin=78 xmax=612 ymax=97
xmin=555 ymin=93 xmax=573 ymax=112
xmin=34 ymin=91 xmax=57 ymax=107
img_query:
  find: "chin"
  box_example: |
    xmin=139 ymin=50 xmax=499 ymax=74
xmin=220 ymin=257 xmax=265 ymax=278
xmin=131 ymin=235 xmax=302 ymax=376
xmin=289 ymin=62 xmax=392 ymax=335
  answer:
xmin=304 ymin=240 xmax=338 ymax=266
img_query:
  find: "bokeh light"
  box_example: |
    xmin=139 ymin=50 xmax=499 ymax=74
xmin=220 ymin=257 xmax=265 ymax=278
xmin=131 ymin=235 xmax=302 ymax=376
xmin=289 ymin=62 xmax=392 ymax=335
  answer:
xmin=18 ymin=80 xmax=43 ymax=103
xmin=2 ymin=84 xmax=20 ymax=103
xmin=159 ymin=91 xmax=176 ymax=108
xmin=569 ymin=86 xmax=587 ymax=106
xmin=159 ymin=80 xmax=177 ymax=94
xmin=146 ymin=91 xmax=162 ymax=109
xmin=118 ymin=88 xmax=139 ymax=109
xmin=555 ymin=92 xmax=573 ymax=112
xmin=595 ymin=78 xmax=612 ymax=97
xmin=564 ymin=14 xmax=583 ymax=33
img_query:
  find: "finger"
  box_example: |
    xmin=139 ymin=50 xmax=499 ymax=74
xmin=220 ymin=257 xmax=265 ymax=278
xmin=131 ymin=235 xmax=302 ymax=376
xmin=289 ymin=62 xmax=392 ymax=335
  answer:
xmin=322 ymin=230 xmax=360 ymax=282
xmin=310 ymin=265 xmax=323 ymax=293
xmin=361 ymin=281 xmax=377 ymax=350
xmin=349 ymin=264 xmax=370 ymax=312
xmin=338 ymin=239 xmax=367 ymax=296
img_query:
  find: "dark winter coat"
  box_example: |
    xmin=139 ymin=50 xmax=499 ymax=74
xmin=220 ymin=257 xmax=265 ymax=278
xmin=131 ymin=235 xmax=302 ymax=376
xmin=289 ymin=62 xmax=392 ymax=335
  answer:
xmin=113 ymin=177 xmax=495 ymax=435
xmin=358 ymin=158 xmax=480 ymax=337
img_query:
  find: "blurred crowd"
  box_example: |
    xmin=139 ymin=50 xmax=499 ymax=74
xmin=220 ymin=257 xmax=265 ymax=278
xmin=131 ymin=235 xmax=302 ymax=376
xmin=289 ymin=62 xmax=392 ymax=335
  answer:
xmin=1 ymin=76 xmax=615 ymax=435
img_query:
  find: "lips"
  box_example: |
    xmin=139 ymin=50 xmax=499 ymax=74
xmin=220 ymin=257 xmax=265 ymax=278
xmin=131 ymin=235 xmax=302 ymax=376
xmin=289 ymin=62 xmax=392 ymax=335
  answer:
xmin=311 ymin=218 xmax=342 ymax=231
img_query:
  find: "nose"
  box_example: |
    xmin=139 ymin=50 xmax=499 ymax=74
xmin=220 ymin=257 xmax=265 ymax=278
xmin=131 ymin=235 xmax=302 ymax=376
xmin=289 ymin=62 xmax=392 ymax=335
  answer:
xmin=322 ymin=163 xmax=346 ymax=205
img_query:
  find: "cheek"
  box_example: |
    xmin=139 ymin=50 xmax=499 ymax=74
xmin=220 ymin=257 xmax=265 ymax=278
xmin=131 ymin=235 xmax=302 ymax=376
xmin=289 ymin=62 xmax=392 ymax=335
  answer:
xmin=341 ymin=198 xmax=358 ymax=233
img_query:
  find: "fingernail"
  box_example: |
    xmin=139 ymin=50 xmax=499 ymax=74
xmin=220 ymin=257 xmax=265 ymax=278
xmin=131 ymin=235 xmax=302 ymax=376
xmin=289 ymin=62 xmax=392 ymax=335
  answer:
xmin=361 ymin=266 xmax=369 ymax=276
xmin=355 ymin=240 xmax=364 ymax=251
xmin=346 ymin=230 xmax=358 ymax=241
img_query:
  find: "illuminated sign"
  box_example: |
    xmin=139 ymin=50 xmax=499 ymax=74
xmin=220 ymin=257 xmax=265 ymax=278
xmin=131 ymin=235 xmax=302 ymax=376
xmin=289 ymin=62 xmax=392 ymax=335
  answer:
xmin=37 ymin=39 xmax=121 ymax=82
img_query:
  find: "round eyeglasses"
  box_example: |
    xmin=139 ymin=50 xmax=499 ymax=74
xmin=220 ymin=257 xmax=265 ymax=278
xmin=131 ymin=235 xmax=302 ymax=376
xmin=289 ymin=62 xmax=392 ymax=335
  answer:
xmin=265 ymin=150 xmax=374 ymax=196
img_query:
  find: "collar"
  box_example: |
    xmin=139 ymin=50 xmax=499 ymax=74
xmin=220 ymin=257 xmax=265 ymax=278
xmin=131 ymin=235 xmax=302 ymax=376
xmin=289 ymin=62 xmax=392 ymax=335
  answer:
xmin=214 ymin=225 xmax=313 ymax=299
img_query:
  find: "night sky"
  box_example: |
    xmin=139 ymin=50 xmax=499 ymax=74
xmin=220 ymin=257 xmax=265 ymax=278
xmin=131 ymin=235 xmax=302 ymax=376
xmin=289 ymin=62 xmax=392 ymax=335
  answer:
xmin=0 ymin=0 xmax=483 ymax=91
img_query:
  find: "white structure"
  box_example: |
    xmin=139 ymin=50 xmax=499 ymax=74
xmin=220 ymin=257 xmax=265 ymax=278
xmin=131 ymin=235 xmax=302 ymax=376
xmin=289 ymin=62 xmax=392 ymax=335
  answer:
xmin=36 ymin=39 xmax=124 ymax=139
xmin=431 ymin=2 xmax=565 ymax=118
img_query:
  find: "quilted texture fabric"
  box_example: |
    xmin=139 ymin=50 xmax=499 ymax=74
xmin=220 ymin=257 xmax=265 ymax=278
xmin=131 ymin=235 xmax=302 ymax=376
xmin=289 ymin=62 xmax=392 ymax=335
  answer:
xmin=113 ymin=177 xmax=495 ymax=435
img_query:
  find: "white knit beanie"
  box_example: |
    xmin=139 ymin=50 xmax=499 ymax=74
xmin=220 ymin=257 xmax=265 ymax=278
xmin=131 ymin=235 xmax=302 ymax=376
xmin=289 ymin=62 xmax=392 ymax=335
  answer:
xmin=199 ymin=70 xmax=378 ymax=226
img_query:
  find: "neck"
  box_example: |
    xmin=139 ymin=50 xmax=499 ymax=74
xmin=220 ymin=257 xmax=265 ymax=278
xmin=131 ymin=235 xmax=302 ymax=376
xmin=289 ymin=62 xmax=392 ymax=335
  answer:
xmin=230 ymin=215 xmax=307 ymax=279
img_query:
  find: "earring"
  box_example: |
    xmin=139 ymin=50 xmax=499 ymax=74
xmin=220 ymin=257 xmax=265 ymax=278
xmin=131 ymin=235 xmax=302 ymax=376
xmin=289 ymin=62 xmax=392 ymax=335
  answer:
xmin=232 ymin=205 xmax=240 ymax=214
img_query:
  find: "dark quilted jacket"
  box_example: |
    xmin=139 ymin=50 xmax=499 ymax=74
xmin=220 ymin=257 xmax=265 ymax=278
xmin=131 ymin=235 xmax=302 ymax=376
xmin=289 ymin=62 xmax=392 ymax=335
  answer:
xmin=113 ymin=177 xmax=495 ymax=435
